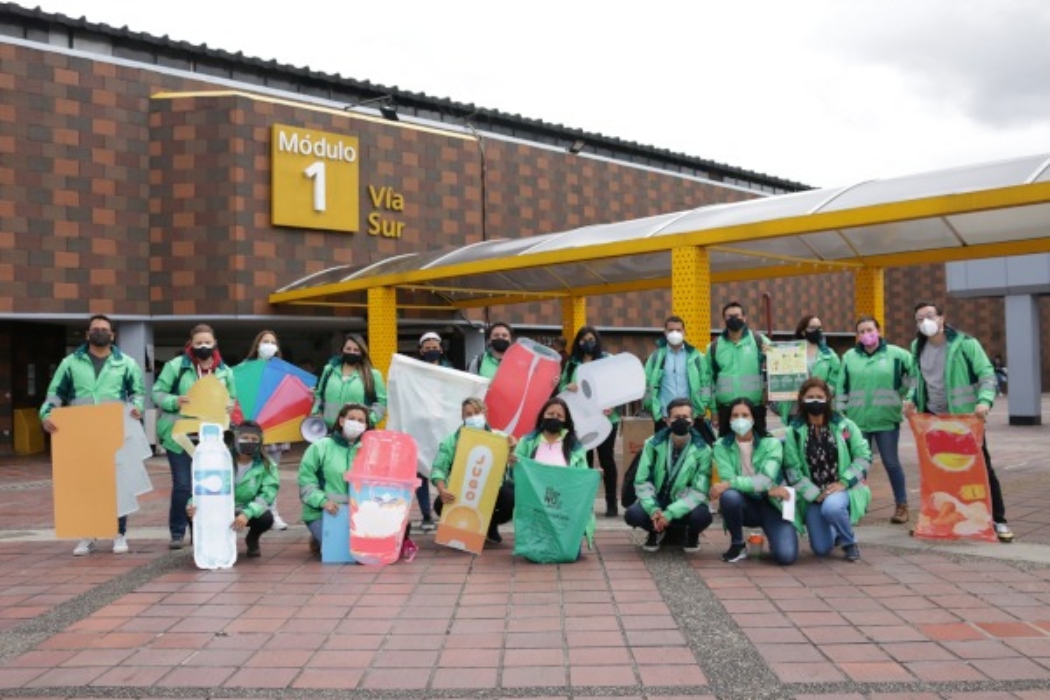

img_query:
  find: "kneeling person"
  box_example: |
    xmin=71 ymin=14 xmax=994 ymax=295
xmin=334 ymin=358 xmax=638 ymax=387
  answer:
xmin=625 ymin=398 xmax=713 ymax=553
xmin=186 ymin=421 xmax=278 ymax=559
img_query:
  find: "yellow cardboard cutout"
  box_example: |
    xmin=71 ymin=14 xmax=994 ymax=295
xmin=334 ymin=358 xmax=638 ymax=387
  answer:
xmin=172 ymin=374 xmax=230 ymax=437
xmin=51 ymin=403 xmax=123 ymax=538
xmin=434 ymin=428 xmax=509 ymax=555
xmin=263 ymin=415 xmax=306 ymax=444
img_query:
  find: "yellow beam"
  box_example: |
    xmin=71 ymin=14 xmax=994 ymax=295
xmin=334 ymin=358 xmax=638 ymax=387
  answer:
xmin=268 ymin=181 xmax=1050 ymax=306
xmin=367 ymin=288 xmax=398 ymax=378
xmin=853 ymin=267 xmax=885 ymax=326
xmin=853 ymin=236 xmax=1050 ymax=269
xmin=561 ymin=297 xmax=587 ymax=342
xmin=710 ymin=245 xmax=863 ymax=269
xmin=401 ymin=284 xmax=567 ymax=300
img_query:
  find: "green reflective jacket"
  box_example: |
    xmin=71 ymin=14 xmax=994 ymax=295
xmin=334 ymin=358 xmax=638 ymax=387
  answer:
xmin=40 ymin=344 xmax=145 ymax=419
xmin=783 ymin=414 xmax=872 ymax=527
xmin=908 ymin=327 xmax=997 ymax=414
xmin=297 ymin=434 xmax=362 ymax=524
xmin=468 ymin=349 xmax=502 ymax=379
xmin=836 ymin=340 xmax=914 ymax=432
xmin=152 ymin=354 xmax=237 ymax=454
xmin=643 ymin=339 xmax=708 ymax=419
xmin=706 ymin=328 xmax=770 ymax=408
xmin=312 ymin=357 xmax=387 ymax=429
xmin=633 ymin=428 xmax=711 ymax=520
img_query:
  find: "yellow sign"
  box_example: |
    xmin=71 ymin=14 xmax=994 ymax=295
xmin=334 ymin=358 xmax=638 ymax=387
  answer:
xmin=271 ymin=124 xmax=360 ymax=232
xmin=435 ymin=428 xmax=509 ymax=555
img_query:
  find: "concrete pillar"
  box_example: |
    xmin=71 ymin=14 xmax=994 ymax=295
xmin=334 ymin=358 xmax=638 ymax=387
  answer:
xmin=116 ymin=321 xmax=154 ymax=408
xmin=1005 ymin=294 xmax=1042 ymax=425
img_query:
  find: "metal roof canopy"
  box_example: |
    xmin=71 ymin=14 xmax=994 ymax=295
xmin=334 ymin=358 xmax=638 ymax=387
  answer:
xmin=270 ymin=153 xmax=1050 ymax=310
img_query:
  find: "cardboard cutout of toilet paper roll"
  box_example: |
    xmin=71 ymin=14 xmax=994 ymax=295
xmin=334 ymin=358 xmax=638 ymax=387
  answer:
xmin=556 ymin=354 xmax=646 ymax=450
xmin=908 ymin=414 xmax=996 ymax=542
xmin=486 ymin=338 xmax=562 ymax=438
xmin=51 ymin=403 xmax=123 ymax=539
xmin=345 ymin=431 xmax=418 ymax=566
xmin=434 ymin=427 xmax=509 ymax=555
xmin=385 ymin=354 xmax=490 ymax=478
xmin=191 ymin=422 xmax=238 ymax=570
xmin=172 ymin=375 xmax=231 ymax=456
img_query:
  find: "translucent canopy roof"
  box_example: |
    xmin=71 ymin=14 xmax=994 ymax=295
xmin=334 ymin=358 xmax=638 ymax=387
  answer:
xmin=272 ymin=153 xmax=1050 ymax=308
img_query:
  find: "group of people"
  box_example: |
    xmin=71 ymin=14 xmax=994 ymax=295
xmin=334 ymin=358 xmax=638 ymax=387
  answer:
xmin=40 ymin=296 xmax=1010 ymax=563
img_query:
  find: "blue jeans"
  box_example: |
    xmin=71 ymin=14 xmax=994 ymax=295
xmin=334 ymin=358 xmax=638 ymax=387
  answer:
xmin=167 ymin=448 xmax=193 ymax=540
xmin=805 ymin=490 xmax=855 ymax=555
xmin=416 ymin=476 xmax=432 ymax=519
xmin=624 ymin=501 xmax=713 ymax=537
xmin=306 ymin=518 xmax=323 ymax=543
xmin=863 ymin=428 xmax=907 ymax=506
xmin=719 ymin=489 xmax=798 ymax=565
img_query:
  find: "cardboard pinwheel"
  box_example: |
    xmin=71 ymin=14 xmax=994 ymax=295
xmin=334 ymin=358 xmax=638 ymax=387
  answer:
xmin=233 ymin=358 xmax=318 ymax=444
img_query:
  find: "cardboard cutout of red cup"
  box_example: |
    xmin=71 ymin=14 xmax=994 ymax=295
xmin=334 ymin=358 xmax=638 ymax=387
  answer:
xmin=485 ymin=339 xmax=562 ymax=438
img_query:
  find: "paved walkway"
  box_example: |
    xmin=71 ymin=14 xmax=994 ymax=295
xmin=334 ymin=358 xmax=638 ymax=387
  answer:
xmin=0 ymin=399 xmax=1048 ymax=699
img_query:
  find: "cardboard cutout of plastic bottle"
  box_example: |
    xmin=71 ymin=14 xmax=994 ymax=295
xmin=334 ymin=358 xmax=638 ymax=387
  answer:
xmin=192 ymin=422 xmax=238 ymax=569
xmin=346 ymin=431 xmax=418 ymax=565
xmin=556 ymin=353 xmax=646 ymax=450
xmin=434 ymin=427 xmax=509 ymax=554
xmin=486 ymin=338 xmax=562 ymax=438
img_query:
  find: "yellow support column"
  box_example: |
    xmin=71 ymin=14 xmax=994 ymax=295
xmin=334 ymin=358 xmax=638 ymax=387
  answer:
xmin=561 ymin=296 xmax=587 ymax=343
xmin=671 ymin=246 xmax=710 ymax=341
xmin=853 ymin=267 xmax=885 ymax=326
xmin=367 ymin=287 xmax=398 ymax=378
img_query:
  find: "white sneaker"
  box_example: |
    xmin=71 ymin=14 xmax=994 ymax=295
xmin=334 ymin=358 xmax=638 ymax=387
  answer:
xmin=112 ymin=535 xmax=129 ymax=554
xmin=73 ymin=539 xmax=96 ymax=556
xmin=272 ymin=513 xmax=289 ymax=531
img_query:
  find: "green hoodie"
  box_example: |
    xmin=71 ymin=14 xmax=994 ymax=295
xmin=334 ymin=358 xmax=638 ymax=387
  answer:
xmin=706 ymin=327 xmax=770 ymax=408
xmin=189 ymin=451 xmax=279 ymax=520
xmin=40 ymin=344 xmax=145 ymax=418
xmin=908 ymin=327 xmax=997 ymax=414
xmin=712 ymin=432 xmax=787 ymax=517
xmin=297 ymin=433 xmax=363 ymax=524
xmin=634 ymin=428 xmax=711 ymax=521
xmin=783 ymin=414 xmax=872 ymax=527
xmin=836 ymin=340 xmax=913 ymax=432
xmin=312 ymin=357 xmax=387 ymax=429
xmin=643 ymin=339 xmax=709 ymax=419
xmin=152 ymin=354 xmax=237 ymax=455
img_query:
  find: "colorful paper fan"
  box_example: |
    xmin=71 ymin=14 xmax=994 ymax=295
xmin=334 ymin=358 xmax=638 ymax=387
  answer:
xmin=232 ymin=359 xmax=318 ymax=444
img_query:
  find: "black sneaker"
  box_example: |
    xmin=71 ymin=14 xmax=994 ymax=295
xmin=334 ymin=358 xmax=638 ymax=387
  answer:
xmin=683 ymin=532 xmax=701 ymax=554
xmin=420 ymin=517 xmax=436 ymax=533
xmin=642 ymin=531 xmax=663 ymax=552
xmin=605 ymin=503 xmax=619 ymax=518
xmin=245 ymin=534 xmax=261 ymax=558
xmin=722 ymin=543 xmax=747 ymax=562
xmin=844 ymin=543 xmax=861 ymax=562
xmin=485 ymin=527 xmax=502 ymax=545
xmin=168 ymin=537 xmax=184 ymax=551
xmin=309 ymin=537 xmax=321 ymax=555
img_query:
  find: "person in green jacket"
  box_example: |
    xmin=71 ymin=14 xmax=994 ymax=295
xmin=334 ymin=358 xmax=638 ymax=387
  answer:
xmin=707 ymin=301 xmax=772 ymax=437
xmin=836 ymin=316 xmax=913 ymax=525
xmin=467 ymin=322 xmax=513 ymax=378
xmin=152 ymin=323 xmax=238 ymax=551
xmin=904 ymin=301 xmax=1012 ymax=542
xmin=561 ymin=325 xmax=622 ymax=517
xmin=625 ymin=398 xmax=713 ymax=553
xmin=784 ymin=377 xmax=872 ymax=562
xmin=775 ymin=315 xmax=842 ymax=424
xmin=643 ymin=315 xmax=710 ymax=433
xmin=710 ymin=397 xmax=797 ymax=565
xmin=298 ymin=402 xmax=371 ymax=553
xmin=185 ymin=421 xmax=279 ymax=559
xmin=40 ymin=314 xmax=145 ymax=557
xmin=431 ymin=397 xmax=517 ymax=544
xmin=311 ymin=334 xmax=387 ymax=429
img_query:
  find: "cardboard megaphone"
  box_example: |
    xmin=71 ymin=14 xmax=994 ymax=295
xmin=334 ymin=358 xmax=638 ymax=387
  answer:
xmin=299 ymin=416 xmax=328 ymax=443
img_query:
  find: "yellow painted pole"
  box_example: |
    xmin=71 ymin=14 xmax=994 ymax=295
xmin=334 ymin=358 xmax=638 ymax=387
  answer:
xmin=671 ymin=246 xmax=710 ymax=342
xmin=853 ymin=266 xmax=885 ymax=326
xmin=367 ymin=287 xmax=398 ymax=378
xmin=561 ymin=296 xmax=587 ymax=343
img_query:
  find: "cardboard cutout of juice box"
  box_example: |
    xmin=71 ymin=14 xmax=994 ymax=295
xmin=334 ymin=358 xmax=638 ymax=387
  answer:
xmin=434 ymin=427 xmax=509 ymax=554
xmin=346 ymin=431 xmax=417 ymax=565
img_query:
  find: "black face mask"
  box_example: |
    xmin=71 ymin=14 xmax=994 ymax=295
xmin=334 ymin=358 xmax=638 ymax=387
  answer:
xmin=726 ymin=317 xmax=745 ymax=332
xmin=88 ymin=330 xmax=112 ymax=347
xmin=422 ymin=349 xmax=442 ymax=363
xmin=192 ymin=345 xmax=214 ymax=361
xmin=804 ymin=330 xmax=823 ymax=345
xmin=580 ymin=341 xmax=597 ymax=355
xmin=490 ymin=338 xmax=511 ymax=353
xmin=541 ymin=417 xmax=564 ymax=434
xmin=236 ymin=440 xmax=261 ymax=458
xmin=670 ymin=417 xmax=692 ymax=436
xmin=342 ymin=352 xmax=362 ymax=365
xmin=804 ymin=400 xmax=827 ymax=416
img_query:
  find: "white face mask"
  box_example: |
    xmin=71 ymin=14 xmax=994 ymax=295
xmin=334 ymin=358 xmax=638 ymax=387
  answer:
xmin=464 ymin=414 xmax=486 ymax=429
xmin=730 ymin=417 xmax=754 ymax=437
xmin=258 ymin=342 xmax=278 ymax=360
xmin=666 ymin=330 xmax=684 ymax=347
xmin=342 ymin=419 xmax=366 ymax=440
xmin=918 ymin=318 xmax=940 ymax=337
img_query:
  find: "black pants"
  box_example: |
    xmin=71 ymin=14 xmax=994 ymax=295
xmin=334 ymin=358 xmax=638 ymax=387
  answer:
xmin=434 ymin=482 xmax=515 ymax=533
xmin=716 ymin=402 xmax=767 ymax=438
xmin=245 ymin=510 xmax=274 ymax=541
xmin=624 ymin=501 xmax=713 ymax=540
xmin=588 ymin=427 xmax=619 ymax=509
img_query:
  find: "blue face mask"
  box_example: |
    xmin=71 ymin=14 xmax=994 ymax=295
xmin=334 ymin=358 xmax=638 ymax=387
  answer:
xmin=464 ymin=415 xmax=486 ymax=429
xmin=730 ymin=417 xmax=753 ymax=436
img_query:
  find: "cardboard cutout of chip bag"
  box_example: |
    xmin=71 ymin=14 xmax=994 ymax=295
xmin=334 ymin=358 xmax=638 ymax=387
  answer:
xmin=908 ymin=414 xmax=996 ymax=542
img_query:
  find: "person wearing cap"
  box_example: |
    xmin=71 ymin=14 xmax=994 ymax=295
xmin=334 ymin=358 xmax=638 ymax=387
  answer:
xmin=414 ymin=331 xmax=449 ymax=532
xmin=185 ymin=421 xmax=279 ymax=559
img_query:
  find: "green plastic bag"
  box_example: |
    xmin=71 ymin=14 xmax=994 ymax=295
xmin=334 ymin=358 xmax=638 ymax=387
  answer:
xmin=512 ymin=458 xmax=600 ymax=563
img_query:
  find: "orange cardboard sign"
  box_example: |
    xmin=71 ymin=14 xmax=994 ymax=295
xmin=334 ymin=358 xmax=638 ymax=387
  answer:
xmin=435 ymin=428 xmax=510 ymax=554
xmin=51 ymin=403 xmax=123 ymax=538
xmin=908 ymin=414 xmax=995 ymax=542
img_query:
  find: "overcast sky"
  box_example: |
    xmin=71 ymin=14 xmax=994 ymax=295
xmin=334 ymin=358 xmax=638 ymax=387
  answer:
xmin=23 ymin=0 xmax=1050 ymax=187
